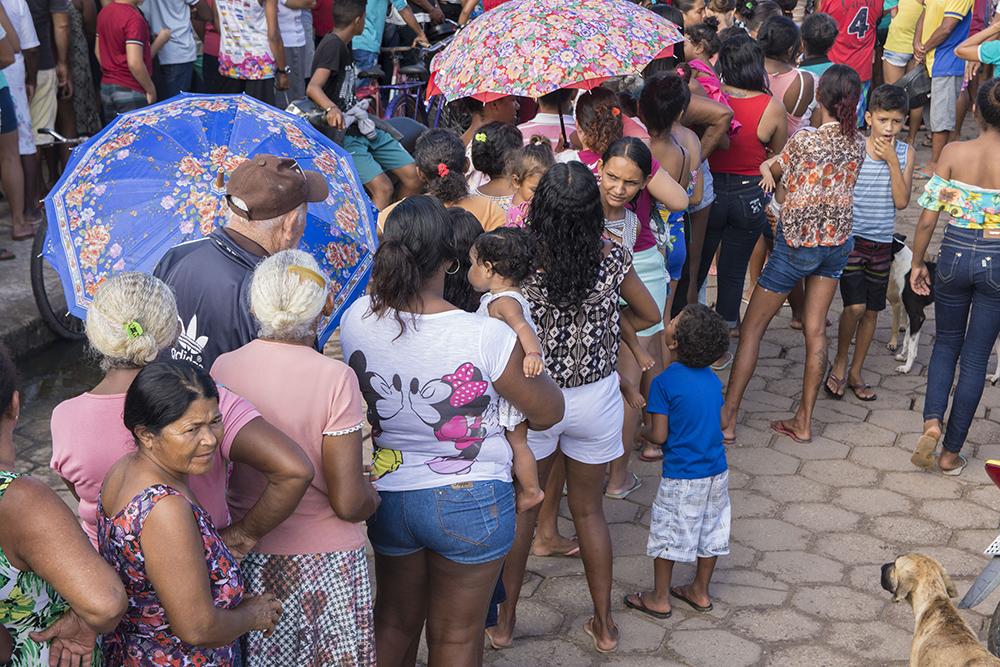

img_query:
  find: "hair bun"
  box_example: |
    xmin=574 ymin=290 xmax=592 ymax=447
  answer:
xmin=703 ymin=15 xmax=720 ymax=30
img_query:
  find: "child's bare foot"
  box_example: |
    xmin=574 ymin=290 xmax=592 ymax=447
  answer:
xmin=516 ymin=487 xmax=544 ymax=513
xmin=621 ymin=380 xmax=646 ymax=410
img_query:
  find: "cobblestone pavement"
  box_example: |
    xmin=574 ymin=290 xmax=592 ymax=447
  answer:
xmin=10 ymin=173 xmax=1000 ymax=667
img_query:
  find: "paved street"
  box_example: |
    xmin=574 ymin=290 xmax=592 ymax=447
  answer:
xmin=8 ymin=142 xmax=1000 ymax=666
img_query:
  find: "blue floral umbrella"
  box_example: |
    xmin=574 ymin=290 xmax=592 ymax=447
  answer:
xmin=42 ymin=93 xmax=377 ymax=347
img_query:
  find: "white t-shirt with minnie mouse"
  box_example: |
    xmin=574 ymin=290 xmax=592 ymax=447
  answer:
xmin=340 ymin=296 xmax=518 ymax=492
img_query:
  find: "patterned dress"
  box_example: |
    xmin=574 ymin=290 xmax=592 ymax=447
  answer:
xmin=98 ymin=484 xmax=244 ymax=666
xmin=918 ymin=174 xmax=1000 ymax=228
xmin=0 ymin=471 xmax=101 ymax=667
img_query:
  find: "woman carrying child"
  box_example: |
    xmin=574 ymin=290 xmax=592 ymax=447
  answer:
xmin=724 ymin=65 xmax=865 ymax=445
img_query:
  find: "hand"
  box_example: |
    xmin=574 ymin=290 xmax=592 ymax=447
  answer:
xmin=25 ymin=81 xmax=35 ymax=102
xmin=413 ymin=32 xmax=431 ymax=48
xmin=244 ymin=593 xmax=283 ymax=637
xmin=966 ymin=60 xmax=981 ymax=83
xmin=29 ymin=609 xmax=99 ymax=667
xmin=56 ymin=62 xmax=73 ymax=98
xmin=760 ymin=169 xmax=776 ymax=194
xmin=910 ymin=262 xmax=931 ymax=296
xmin=365 ymin=479 xmax=382 ymax=515
xmin=872 ymin=136 xmax=897 ymax=164
xmin=275 ymin=72 xmax=289 ymax=91
xmin=429 ymin=5 xmax=444 ymax=23
xmin=324 ymin=106 xmax=344 ymax=130
xmin=913 ymin=43 xmax=926 ymax=63
xmin=145 ymin=90 xmax=156 ymax=105
xmin=523 ymin=353 xmax=544 ymax=378
xmin=220 ymin=522 xmax=257 ymax=561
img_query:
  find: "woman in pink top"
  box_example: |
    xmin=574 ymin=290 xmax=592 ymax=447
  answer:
xmin=211 ymin=250 xmax=379 ymax=666
xmin=49 ymin=272 xmax=313 ymax=552
xmin=759 ymin=16 xmax=815 ymax=137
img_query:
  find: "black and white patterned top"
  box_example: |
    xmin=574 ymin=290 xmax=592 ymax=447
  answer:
xmin=523 ymin=244 xmax=632 ymax=389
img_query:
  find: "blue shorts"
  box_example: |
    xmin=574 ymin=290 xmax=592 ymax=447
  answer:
xmin=367 ymin=479 xmax=516 ymax=564
xmin=882 ymin=49 xmax=912 ymax=68
xmin=0 ymin=86 xmax=15 ymax=134
xmin=758 ymin=226 xmax=853 ymax=294
xmin=342 ymin=129 xmax=415 ymax=185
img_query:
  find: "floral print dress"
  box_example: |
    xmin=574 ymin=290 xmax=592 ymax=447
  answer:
xmin=0 ymin=471 xmax=100 ymax=667
xmin=98 ymin=484 xmax=244 ymax=666
xmin=918 ymin=174 xmax=1000 ymax=228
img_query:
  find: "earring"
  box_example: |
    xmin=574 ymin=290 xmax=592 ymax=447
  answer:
xmin=446 ymin=260 xmax=461 ymax=275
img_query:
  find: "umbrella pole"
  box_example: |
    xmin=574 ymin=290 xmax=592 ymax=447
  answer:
xmin=558 ymin=108 xmax=568 ymax=148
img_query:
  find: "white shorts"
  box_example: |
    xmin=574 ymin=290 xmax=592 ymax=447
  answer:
xmin=4 ymin=57 xmax=36 ymax=155
xmin=647 ymin=470 xmax=731 ymax=563
xmin=527 ymin=372 xmax=625 ymax=464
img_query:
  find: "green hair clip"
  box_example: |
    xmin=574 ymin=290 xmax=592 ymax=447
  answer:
xmin=125 ymin=320 xmax=144 ymax=338
xmin=474 ymin=132 xmax=488 ymax=143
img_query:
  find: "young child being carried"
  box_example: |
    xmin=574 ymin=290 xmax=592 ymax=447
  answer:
xmin=505 ymin=139 xmax=556 ymax=228
xmin=467 ymin=228 xmax=545 ymax=512
xmin=826 ymin=84 xmax=915 ymax=401
xmin=625 ymin=303 xmax=732 ymax=619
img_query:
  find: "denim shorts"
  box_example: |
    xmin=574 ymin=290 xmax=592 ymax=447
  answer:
xmin=882 ymin=49 xmax=912 ymax=68
xmin=367 ymin=479 xmax=515 ymax=564
xmin=758 ymin=226 xmax=853 ymax=294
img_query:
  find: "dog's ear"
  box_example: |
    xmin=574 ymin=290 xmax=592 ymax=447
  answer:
xmin=943 ymin=571 xmax=958 ymax=598
xmin=893 ymin=573 xmax=913 ymax=602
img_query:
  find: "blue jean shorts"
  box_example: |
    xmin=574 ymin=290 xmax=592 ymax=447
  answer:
xmin=758 ymin=226 xmax=853 ymax=294
xmin=367 ymin=479 xmax=515 ymax=564
xmin=647 ymin=470 xmax=730 ymax=563
xmin=882 ymin=49 xmax=912 ymax=68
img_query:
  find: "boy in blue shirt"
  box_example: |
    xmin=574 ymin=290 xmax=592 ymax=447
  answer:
xmin=624 ymin=304 xmax=731 ymax=619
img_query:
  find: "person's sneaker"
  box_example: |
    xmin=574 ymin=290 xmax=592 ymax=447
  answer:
xmin=711 ymin=351 xmax=733 ymax=371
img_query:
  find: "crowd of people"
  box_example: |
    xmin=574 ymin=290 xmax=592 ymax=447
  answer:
xmin=4 ymin=0 xmax=1000 ymax=663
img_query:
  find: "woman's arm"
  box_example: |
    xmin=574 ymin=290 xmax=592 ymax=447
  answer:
xmin=647 ymin=168 xmax=689 ymax=212
xmin=620 ymin=266 xmax=661 ymax=332
xmin=492 ymin=343 xmax=564 ymax=431
xmin=489 ymin=297 xmax=545 ymax=377
xmin=222 ymin=418 xmax=314 ymax=558
xmin=955 ymin=20 xmax=1000 ymax=61
xmin=264 ymin=0 xmax=288 ymax=91
xmin=322 ymin=430 xmax=380 ymax=520
xmin=6 ymin=477 xmax=127 ymax=632
xmin=761 ymin=98 xmax=789 ymax=155
xmin=151 ymin=28 xmax=172 ymax=56
xmin=910 ymin=146 xmax=953 ymax=295
xmin=684 ymin=94 xmax=733 ymax=159
xmin=141 ymin=495 xmax=281 ymax=647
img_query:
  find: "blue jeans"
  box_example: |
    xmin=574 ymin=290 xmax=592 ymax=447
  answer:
xmin=923 ymin=225 xmax=1000 ymax=454
xmin=100 ymin=84 xmax=146 ymax=123
xmin=367 ymin=479 xmax=516 ymax=564
xmin=353 ymin=48 xmax=379 ymax=88
xmin=157 ymin=61 xmax=194 ymax=101
xmin=697 ymin=173 xmax=766 ymax=327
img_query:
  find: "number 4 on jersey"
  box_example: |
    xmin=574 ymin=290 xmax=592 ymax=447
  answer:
xmin=848 ymin=6 xmax=870 ymax=39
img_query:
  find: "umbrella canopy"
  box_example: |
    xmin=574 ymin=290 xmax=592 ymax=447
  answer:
xmin=427 ymin=0 xmax=684 ymax=102
xmin=42 ymin=93 xmax=377 ymax=347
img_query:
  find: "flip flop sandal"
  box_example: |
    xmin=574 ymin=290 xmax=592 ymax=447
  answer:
xmin=484 ymin=629 xmax=512 ymax=650
xmin=940 ymin=453 xmax=968 ymax=476
xmin=638 ymin=447 xmax=663 ymax=463
xmin=0 ymin=248 xmax=14 ymax=261
xmin=824 ymin=372 xmax=846 ymax=400
xmin=670 ymin=587 xmax=713 ymax=613
xmin=911 ymin=433 xmax=939 ymax=469
xmin=530 ymin=537 xmax=581 ymax=558
xmin=583 ymin=618 xmax=618 ymax=654
xmin=849 ymin=383 xmax=877 ymax=401
xmin=711 ymin=351 xmax=733 ymax=371
xmin=624 ymin=592 xmax=672 ymax=619
xmin=604 ymin=472 xmax=642 ymax=500
xmin=770 ymin=420 xmax=812 ymax=444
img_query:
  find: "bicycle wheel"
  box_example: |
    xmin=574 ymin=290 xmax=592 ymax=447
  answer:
xmin=425 ymin=94 xmax=447 ymax=128
xmin=30 ymin=221 xmax=85 ymax=340
xmin=386 ymin=93 xmax=418 ymax=121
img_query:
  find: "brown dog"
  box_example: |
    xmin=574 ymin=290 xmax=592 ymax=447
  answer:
xmin=882 ymin=553 xmax=1000 ymax=666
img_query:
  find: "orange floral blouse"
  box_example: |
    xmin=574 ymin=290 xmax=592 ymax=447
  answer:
xmin=778 ymin=123 xmax=865 ymax=248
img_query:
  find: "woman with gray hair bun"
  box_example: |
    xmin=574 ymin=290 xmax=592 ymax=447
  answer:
xmin=211 ymin=249 xmax=379 ymax=666
xmin=50 ymin=271 xmax=314 ymax=554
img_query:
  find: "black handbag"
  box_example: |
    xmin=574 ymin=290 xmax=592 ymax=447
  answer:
xmin=896 ymin=65 xmax=931 ymax=110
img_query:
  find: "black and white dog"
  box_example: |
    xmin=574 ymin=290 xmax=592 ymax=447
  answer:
xmin=888 ymin=235 xmax=936 ymax=374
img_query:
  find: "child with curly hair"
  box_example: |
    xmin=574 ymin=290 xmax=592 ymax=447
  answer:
xmin=471 ymin=122 xmax=524 ymax=209
xmin=625 ymin=303 xmax=732 ymax=619
xmin=505 ymin=139 xmax=555 ymax=227
xmin=467 ymin=228 xmax=545 ymax=512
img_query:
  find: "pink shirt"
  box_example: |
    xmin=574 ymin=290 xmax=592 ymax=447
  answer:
xmin=50 ymin=386 xmax=260 ymax=547
xmin=211 ymin=340 xmax=367 ymax=555
xmin=517 ymin=112 xmax=576 ymax=151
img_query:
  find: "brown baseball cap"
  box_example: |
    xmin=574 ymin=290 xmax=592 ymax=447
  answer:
xmin=226 ymin=154 xmax=329 ymax=221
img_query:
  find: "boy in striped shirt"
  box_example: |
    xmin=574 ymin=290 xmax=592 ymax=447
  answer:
xmin=826 ymin=85 xmax=916 ymax=401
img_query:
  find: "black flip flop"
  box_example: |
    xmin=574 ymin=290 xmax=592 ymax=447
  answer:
xmin=0 ymin=248 xmax=13 ymax=261
xmin=849 ymin=383 xmax=877 ymax=402
xmin=671 ymin=587 xmax=713 ymax=613
xmin=624 ymin=592 xmax=672 ymax=619
xmin=823 ymin=372 xmax=845 ymax=400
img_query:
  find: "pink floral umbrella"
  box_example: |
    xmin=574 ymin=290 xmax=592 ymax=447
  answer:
xmin=426 ymin=0 xmax=684 ymax=102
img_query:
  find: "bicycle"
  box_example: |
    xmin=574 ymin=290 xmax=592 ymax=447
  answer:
xmin=31 ymin=128 xmax=89 ymax=341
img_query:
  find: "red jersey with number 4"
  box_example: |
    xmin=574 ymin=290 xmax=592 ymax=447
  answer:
xmin=820 ymin=0 xmax=884 ymax=81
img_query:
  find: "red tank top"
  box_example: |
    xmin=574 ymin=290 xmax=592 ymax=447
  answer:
xmin=709 ymin=94 xmax=771 ymax=176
